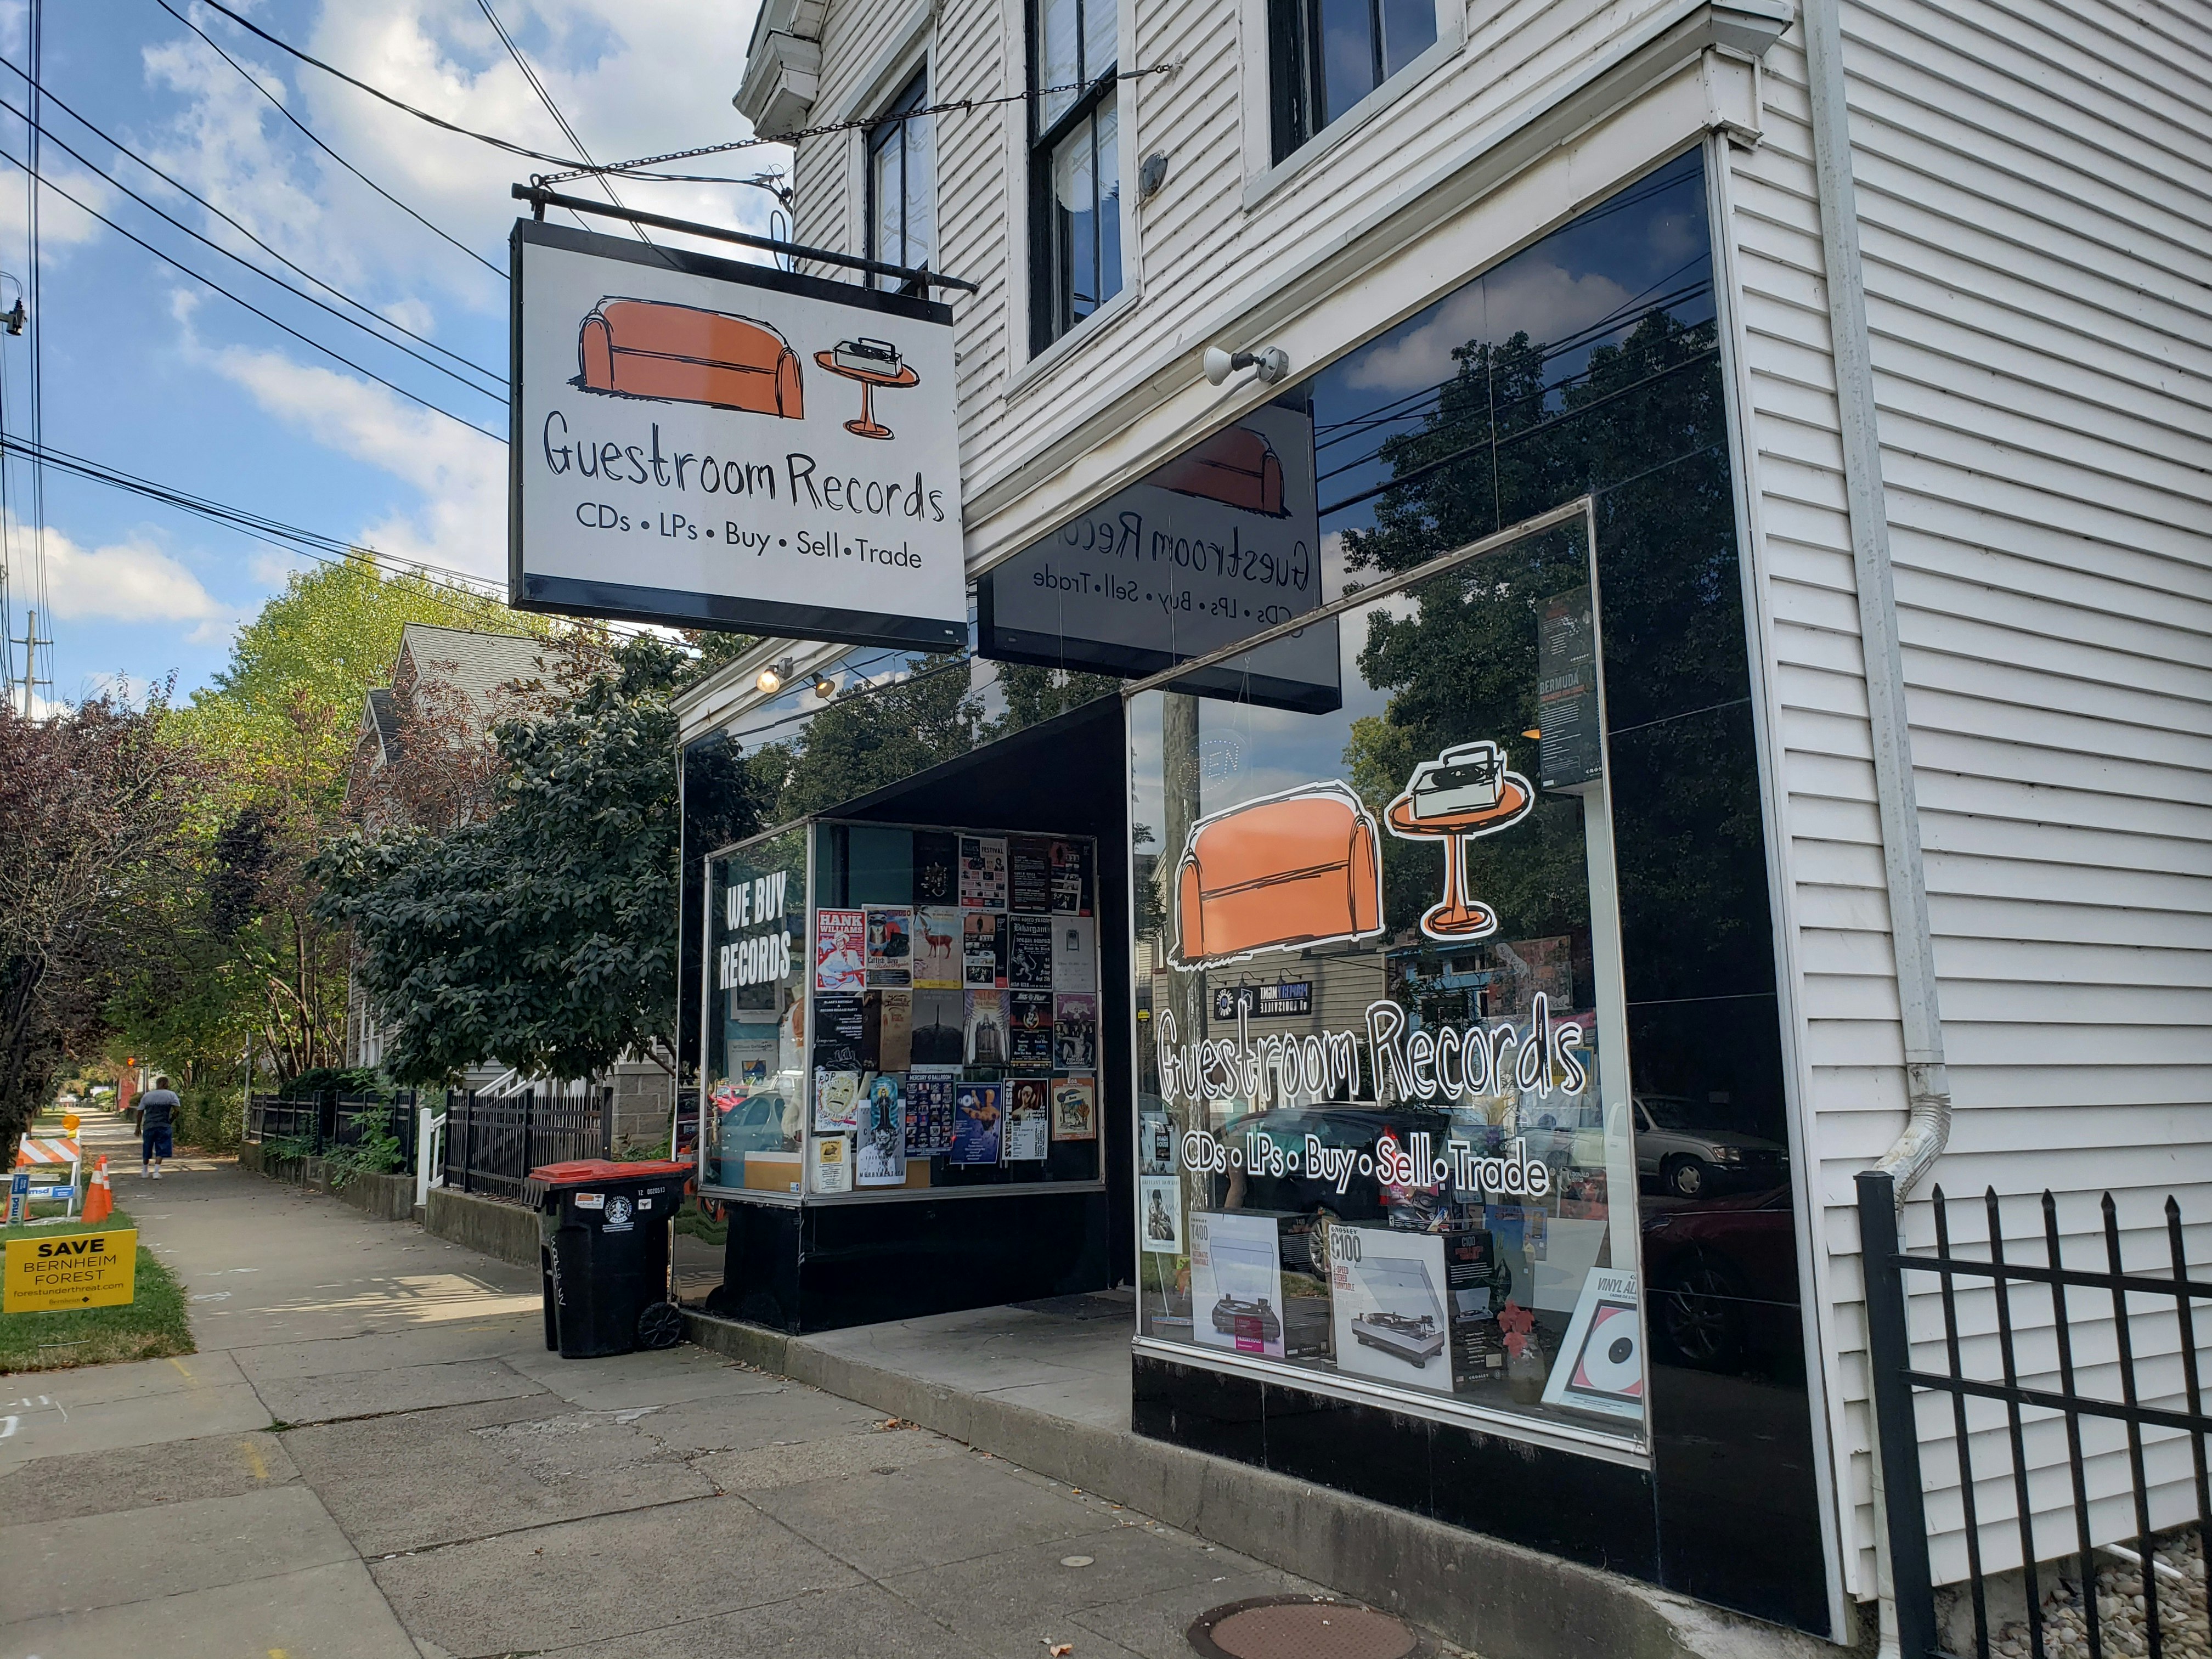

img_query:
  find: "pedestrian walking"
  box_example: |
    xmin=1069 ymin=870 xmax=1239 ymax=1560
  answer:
xmin=139 ymin=1074 xmax=180 ymax=1178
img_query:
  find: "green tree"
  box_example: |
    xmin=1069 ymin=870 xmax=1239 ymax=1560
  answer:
xmin=312 ymin=637 xmax=753 ymax=1084
xmin=111 ymin=557 xmax=543 ymax=1085
xmin=743 ymin=653 xmax=983 ymax=825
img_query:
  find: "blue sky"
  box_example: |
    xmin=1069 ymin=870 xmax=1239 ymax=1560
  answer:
xmin=4 ymin=0 xmax=776 ymax=706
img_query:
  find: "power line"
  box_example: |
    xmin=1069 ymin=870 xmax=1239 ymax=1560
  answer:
xmin=0 ymin=84 xmax=505 ymax=400
xmin=0 ymin=64 xmax=501 ymax=385
xmin=24 ymin=0 xmax=49 ymax=711
xmin=472 ymin=0 xmax=648 ymax=248
xmin=0 ymin=138 xmax=505 ymax=442
xmin=151 ymin=0 xmax=504 ymax=279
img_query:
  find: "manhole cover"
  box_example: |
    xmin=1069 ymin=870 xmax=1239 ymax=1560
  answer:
xmin=1188 ymin=1595 xmax=1420 ymax=1659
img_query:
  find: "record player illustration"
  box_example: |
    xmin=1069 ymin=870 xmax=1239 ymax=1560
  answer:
xmin=1384 ymin=740 xmax=1536 ymax=941
xmin=814 ymin=336 xmax=921 ymax=439
xmin=1345 ymin=1251 xmax=1449 ymax=1367
xmin=1210 ymin=1295 xmax=1284 ymax=1344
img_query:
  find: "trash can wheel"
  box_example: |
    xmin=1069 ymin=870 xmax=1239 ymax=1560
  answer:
xmin=636 ymin=1300 xmax=685 ymax=1351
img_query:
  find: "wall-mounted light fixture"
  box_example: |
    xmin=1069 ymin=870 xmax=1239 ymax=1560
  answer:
xmin=755 ymin=657 xmax=797 ymax=694
xmin=1203 ymin=344 xmax=1289 ymax=387
xmin=1138 ymin=151 xmax=1171 ymax=200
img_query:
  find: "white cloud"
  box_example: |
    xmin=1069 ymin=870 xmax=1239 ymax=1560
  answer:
xmin=195 ymin=331 xmax=507 ymax=579
xmin=29 ymin=516 xmax=235 ymax=642
xmin=1344 ymin=263 xmax=1635 ymax=393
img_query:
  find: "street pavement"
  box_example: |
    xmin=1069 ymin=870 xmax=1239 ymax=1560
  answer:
xmin=1 ymin=1142 xmax=1322 ymax=1659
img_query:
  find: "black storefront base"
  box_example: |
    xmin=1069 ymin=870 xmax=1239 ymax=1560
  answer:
xmin=1133 ymin=1346 xmax=1831 ymax=1636
xmin=710 ymin=1189 xmax=1110 ymax=1333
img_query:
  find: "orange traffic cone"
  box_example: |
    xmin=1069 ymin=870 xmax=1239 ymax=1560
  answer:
xmin=82 ymin=1155 xmax=113 ymax=1225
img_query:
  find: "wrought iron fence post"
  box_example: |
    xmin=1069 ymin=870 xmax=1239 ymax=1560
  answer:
xmin=1859 ymin=1169 xmax=1939 ymax=1659
xmin=462 ymin=1090 xmax=476 ymax=1194
xmin=523 ymin=1088 xmax=534 ymax=1181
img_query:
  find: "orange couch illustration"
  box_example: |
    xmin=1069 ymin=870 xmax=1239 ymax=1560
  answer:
xmin=1156 ymin=425 xmax=1289 ymax=517
xmin=1172 ymin=783 xmax=1383 ymax=967
xmin=575 ymin=297 xmax=804 ymax=417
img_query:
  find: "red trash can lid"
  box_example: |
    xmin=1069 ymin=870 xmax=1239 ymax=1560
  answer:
xmin=526 ymin=1158 xmax=695 ymax=1189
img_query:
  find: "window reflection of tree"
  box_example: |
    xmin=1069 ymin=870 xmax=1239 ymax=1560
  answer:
xmin=1332 ymin=295 xmax=1773 ymax=1012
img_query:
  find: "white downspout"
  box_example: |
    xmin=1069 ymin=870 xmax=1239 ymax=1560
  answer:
xmin=1799 ymin=0 xmax=1953 ymax=1651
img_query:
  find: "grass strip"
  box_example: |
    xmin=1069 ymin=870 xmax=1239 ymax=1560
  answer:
xmin=0 ymin=1207 xmax=195 ymax=1374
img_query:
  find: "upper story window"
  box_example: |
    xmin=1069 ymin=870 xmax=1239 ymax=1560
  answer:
xmin=867 ymin=71 xmax=935 ymax=290
xmin=1029 ymin=0 xmax=1122 ymax=353
xmin=1270 ymin=0 xmax=1437 ymax=162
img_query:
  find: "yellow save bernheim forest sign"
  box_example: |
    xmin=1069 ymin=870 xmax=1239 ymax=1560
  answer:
xmin=3 ymin=1229 xmax=138 ymax=1313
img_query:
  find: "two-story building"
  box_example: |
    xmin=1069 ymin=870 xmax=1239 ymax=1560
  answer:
xmin=667 ymin=0 xmax=2212 ymax=1644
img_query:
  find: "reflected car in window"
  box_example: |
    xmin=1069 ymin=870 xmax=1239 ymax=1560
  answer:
xmin=1633 ymin=1094 xmax=1788 ymax=1198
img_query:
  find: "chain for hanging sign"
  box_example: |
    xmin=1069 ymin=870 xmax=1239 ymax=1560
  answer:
xmin=534 ymin=63 xmax=1182 ymax=189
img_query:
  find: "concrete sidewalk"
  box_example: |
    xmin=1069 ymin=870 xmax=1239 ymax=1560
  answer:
xmin=1 ymin=1159 xmax=1341 ymax=1659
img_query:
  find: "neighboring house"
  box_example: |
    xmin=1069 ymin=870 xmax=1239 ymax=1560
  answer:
xmin=692 ymin=0 xmax=2212 ymax=1645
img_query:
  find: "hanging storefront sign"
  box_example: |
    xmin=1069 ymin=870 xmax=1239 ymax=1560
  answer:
xmin=511 ymin=221 xmax=967 ymax=650
xmin=977 ymin=397 xmax=1340 ymax=712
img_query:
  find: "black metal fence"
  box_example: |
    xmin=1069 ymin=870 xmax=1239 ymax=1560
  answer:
xmin=246 ymin=1090 xmax=420 ymax=1168
xmin=1861 ymin=1170 xmax=2211 ymax=1659
xmin=442 ymin=1084 xmax=611 ymax=1202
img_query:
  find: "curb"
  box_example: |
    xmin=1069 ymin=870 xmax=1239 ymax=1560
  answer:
xmin=682 ymin=1310 xmax=1831 ymax=1659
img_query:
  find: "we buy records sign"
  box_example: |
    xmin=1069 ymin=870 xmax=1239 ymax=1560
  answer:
xmin=511 ymin=220 xmax=968 ymax=651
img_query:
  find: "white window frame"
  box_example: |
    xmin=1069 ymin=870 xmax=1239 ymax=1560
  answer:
xmin=829 ymin=1 xmax=935 ymax=261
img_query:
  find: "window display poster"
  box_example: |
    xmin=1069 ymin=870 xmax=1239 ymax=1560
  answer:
xmin=1005 ymin=1077 xmax=1049 ymax=1161
xmin=1192 ymin=1210 xmax=1288 ymax=1359
xmin=1051 ymin=1075 xmax=1097 ymax=1141
xmin=960 ymin=835 xmax=1007 ymax=908
xmin=856 ymin=1074 xmax=907 ymax=1186
xmin=1139 ymin=1173 xmax=1184 ymax=1252
xmin=813 ymin=1069 xmax=861 ymax=1132
xmin=1051 ymin=839 xmax=1090 ymax=915
xmin=913 ymin=907 xmax=964 ymax=988
xmin=865 ymin=907 xmax=911 ymax=986
xmin=815 ymin=908 xmax=865 ymax=992
xmin=725 ymin=1034 xmax=779 ymax=1090
xmin=963 ymin=910 xmax=1008 ymax=987
xmin=908 ymin=989 xmax=967 ymax=1067
xmin=1009 ymin=836 xmax=1053 ymax=912
xmin=1008 ymin=990 xmax=1054 ymax=1070
xmin=810 ymin=1132 xmax=853 ymax=1195
xmin=1051 ymin=916 xmax=1097 ymax=993
xmin=811 ymin=992 xmax=865 ymax=1073
xmin=905 ymin=1070 xmax=957 ymax=1155
xmin=1331 ymin=1226 xmax=1454 ymax=1389
xmin=913 ymin=831 xmax=960 ymax=907
xmin=862 ymin=989 xmax=913 ymax=1073
xmin=1008 ymin=913 xmax=1054 ymax=989
xmin=964 ymin=989 xmax=1008 ymax=1067
xmin=950 ymin=1081 xmax=1003 ymax=1165
xmin=1542 ymin=1268 xmax=1644 ymax=1421
xmin=1054 ymin=992 xmax=1098 ymax=1070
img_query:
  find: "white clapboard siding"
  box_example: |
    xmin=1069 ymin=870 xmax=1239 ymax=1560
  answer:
xmin=1724 ymin=0 xmax=2212 ymax=1593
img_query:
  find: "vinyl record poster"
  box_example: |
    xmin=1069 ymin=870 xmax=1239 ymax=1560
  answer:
xmin=1542 ymin=1268 xmax=1644 ymax=1420
xmin=905 ymin=1070 xmax=956 ymax=1155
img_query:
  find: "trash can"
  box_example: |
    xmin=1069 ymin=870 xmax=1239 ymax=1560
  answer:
xmin=528 ymin=1159 xmax=694 ymax=1359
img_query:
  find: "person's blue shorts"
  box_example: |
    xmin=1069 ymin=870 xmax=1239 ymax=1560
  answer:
xmin=142 ymin=1123 xmax=173 ymax=1160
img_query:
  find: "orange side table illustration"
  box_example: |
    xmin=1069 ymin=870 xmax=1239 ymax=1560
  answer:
xmin=1385 ymin=742 xmax=1535 ymax=940
xmin=815 ymin=338 xmax=919 ymax=439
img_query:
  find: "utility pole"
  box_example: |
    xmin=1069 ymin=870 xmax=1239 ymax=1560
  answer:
xmin=10 ymin=606 xmax=32 ymax=716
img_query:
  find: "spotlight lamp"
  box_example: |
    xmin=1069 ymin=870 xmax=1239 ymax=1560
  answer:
xmin=755 ymin=657 xmax=797 ymax=695
xmin=812 ymin=674 xmax=837 ymax=698
xmin=1203 ymin=343 xmax=1289 ymax=387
